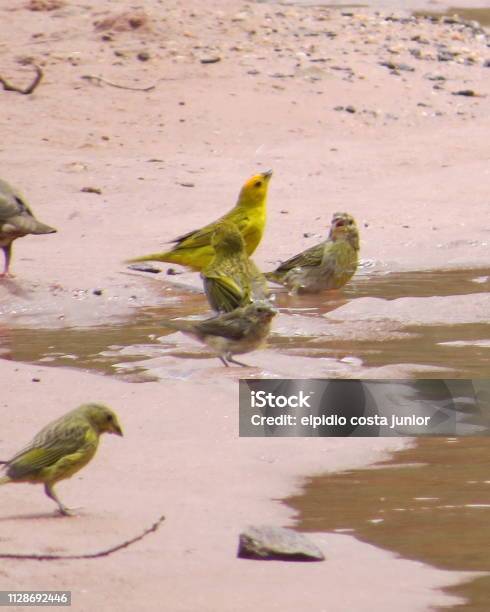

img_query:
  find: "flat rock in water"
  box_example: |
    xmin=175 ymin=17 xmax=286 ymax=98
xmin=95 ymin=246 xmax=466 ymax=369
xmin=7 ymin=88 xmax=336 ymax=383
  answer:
xmin=237 ymin=525 xmax=325 ymax=561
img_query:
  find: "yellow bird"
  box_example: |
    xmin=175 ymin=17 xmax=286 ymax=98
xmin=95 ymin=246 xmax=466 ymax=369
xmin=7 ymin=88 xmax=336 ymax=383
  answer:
xmin=202 ymin=221 xmax=269 ymax=313
xmin=0 ymin=178 xmax=57 ymax=277
xmin=0 ymin=403 xmax=123 ymax=516
xmin=128 ymin=170 xmax=272 ymax=271
xmin=266 ymin=212 xmax=360 ymax=294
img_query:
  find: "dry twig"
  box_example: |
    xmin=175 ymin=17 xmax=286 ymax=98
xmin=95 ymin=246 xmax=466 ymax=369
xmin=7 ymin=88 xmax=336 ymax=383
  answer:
xmin=0 ymin=514 xmax=165 ymax=560
xmin=81 ymin=74 xmax=157 ymax=92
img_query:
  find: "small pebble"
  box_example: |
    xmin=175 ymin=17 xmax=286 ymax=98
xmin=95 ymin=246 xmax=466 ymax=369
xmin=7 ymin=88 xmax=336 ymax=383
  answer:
xmin=200 ymin=57 xmax=221 ymax=64
xmin=81 ymin=186 xmax=102 ymax=194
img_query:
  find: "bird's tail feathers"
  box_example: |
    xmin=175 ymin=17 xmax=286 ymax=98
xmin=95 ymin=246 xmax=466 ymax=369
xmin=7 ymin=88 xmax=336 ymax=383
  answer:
xmin=161 ymin=319 xmax=193 ymax=333
xmin=126 ymin=251 xmax=174 ymax=265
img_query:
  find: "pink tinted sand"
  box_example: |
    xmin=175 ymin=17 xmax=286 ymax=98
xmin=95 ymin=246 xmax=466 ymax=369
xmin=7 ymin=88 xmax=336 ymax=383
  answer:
xmin=0 ymin=0 xmax=488 ymax=609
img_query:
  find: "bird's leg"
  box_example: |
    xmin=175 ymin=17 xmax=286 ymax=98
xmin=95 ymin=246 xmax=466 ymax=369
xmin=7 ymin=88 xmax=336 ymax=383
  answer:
xmin=226 ymin=354 xmax=250 ymax=367
xmin=219 ymin=356 xmax=230 ymax=367
xmin=44 ymin=483 xmax=76 ymax=517
xmin=0 ymin=245 xmax=13 ymax=278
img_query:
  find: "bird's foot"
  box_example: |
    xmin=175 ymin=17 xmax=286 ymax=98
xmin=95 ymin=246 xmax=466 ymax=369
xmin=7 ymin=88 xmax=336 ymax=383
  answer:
xmin=57 ymin=505 xmax=82 ymax=517
xmin=226 ymin=355 xmax=251 ymax=367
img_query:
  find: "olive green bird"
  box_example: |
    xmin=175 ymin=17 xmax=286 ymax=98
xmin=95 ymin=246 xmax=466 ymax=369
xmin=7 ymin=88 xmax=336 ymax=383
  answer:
xmin=0 ymin=178 xmax=57 ymax=277
xmin=266 ymin=212 xmax=360 ymax=294
xmin=202 ymin=221 xmax=269 ymax=313
xmin=0 ymin=403 xmax=123 ymax=516
xmin=127 ymin=170 xmax=273 ymax=271
xmin=163 ymin=300 xmax=277 ymax=367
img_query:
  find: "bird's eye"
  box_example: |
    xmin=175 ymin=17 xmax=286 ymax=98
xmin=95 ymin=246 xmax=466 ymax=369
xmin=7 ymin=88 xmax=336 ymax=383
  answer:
xmin=106 ymin=414 xmax=113 ymax=422
xmin=254 ymin=181 xmax=263 ymax=188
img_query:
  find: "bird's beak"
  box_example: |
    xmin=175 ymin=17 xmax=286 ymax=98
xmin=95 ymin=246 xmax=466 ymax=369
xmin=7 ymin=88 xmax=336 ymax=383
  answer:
xmin=112 ymin=422 xmax=123 ymax=437
xmin=262 ymin=169 xmax=273 ymax=179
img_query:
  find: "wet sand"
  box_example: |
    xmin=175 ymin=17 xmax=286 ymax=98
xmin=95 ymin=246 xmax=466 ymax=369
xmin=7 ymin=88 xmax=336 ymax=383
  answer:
xmin=0 ymin=0 xmax=489 ymax=609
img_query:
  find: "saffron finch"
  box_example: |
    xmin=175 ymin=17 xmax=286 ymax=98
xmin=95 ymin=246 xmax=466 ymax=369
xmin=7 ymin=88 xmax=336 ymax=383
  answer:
xmin=128 ymin=170 xmax=273 ymax=271
xmin=202 ymin=221 xmax=269 ymax=313
xmin=0 ymin=178 xmax=57 ymax=277
xmin=266 ymin=212 xmax=359 ymax=294
xmin=163 ymin=300 xmax=276 ymax=367
xmin=0 ymin=403 xmax=123 ymax=516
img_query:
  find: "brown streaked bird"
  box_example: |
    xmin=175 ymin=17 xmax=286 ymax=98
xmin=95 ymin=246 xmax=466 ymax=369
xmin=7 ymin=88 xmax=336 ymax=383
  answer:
xmin=127 ymin=170 xmax=273 ymax=271
xmin=0 ymin=403 xmax=123 ymax=516
xmin=201 ymin=221 xmax=269 ymax=313
xmin=0 ymin=178 xmax=57 ymax=277
xmin=162 ymin=300 xmax=277 ymax=367
xmin=266 ymin=212 xmax=359 ymax=294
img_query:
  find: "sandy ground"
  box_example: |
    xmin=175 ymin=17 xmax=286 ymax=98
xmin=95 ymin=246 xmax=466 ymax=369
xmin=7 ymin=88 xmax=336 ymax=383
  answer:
xmin=0 ymin=0 xmax=489 ymax=610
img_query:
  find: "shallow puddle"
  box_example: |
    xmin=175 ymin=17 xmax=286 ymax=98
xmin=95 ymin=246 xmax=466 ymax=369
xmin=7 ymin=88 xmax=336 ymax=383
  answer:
xmin=285 ymin=436 xmax=490 ymax=610
xmin=0 ymin=266 xmax=489 ymax=607
xmin=0 ymin=267 xmax=488 ymax=379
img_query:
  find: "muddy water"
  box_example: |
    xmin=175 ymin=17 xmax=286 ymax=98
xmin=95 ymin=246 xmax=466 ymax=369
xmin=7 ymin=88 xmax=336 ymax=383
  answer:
xmin=0 ymin=266 xmax=489 ymax=607
xmin=289 ymin=1 xmax=490 ymax=27
xmin=0 ymin=268 xmax=488 ymax=378
xmin=285 ymin=437 xmax=490 ymax=611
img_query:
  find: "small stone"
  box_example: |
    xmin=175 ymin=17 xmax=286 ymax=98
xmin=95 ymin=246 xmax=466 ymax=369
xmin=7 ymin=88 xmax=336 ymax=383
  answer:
xmin=345 ymin=105 xmax=356 ymax=113
xmin=200 ymin=57 xmax=221 ymax=64
xmin=81 ymin=186 xmax=102 ymax=194
xmin=127 ymin=263 xmax=161 ymax=274
xmin=380 ymin=60 xmax=414 ymax=72
xmin=32 ymin=377 xmax=41 ymax=382
xmin=238 ymin=526 xmax=325 ymax=561
xmin=425 ymin=73 xmax=446 ymax=81
xmin=179 ymin=182 xmax=195 ymax=188
xmin=92 ymin=289 xmax=103 ymax=296
xmin=452 ymin=89 xmax=477 ymax=97
xmin=137 ymin=51 xmax=150 ymax=62
xmin=166 ymin=268 xmax=182 ymax=276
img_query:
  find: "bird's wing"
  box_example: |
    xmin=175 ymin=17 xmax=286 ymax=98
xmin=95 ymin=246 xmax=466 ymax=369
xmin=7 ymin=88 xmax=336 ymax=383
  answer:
xmin=196 ymin=311 xmax=252 ymax=340
xmin=6 ymin=422 xmax=92 ymax=478
xmin=170 ymin=225 xmax=212 ymax=247
xmin=203 ymin=274 xmax=246 ymax=313
xmin=171 ymin=212 xmax=250 ymax=248
xmin=275 ymin=241 xmax=325 ymax=273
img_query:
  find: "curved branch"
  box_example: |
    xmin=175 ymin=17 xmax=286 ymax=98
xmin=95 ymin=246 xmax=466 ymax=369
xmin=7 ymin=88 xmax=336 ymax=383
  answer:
xmin=0 ymin=514 xmax=165 ymax=560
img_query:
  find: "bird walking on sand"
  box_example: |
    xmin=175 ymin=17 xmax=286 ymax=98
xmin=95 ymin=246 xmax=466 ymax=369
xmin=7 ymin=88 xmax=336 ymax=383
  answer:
xmin=163 ymin=301 xmax=276 ymax=367
xmin=0 ymin=403 xmax=123 ymax=516
xmin=266 ymin=212 xmax=359 ymax=294
xmin=202 ymin=221 xmax=269 ymax=313
xmin=0 ymin=178 xmax=57 ymax=277
xmin=127 ymin=170 xmax=273 ymax=271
